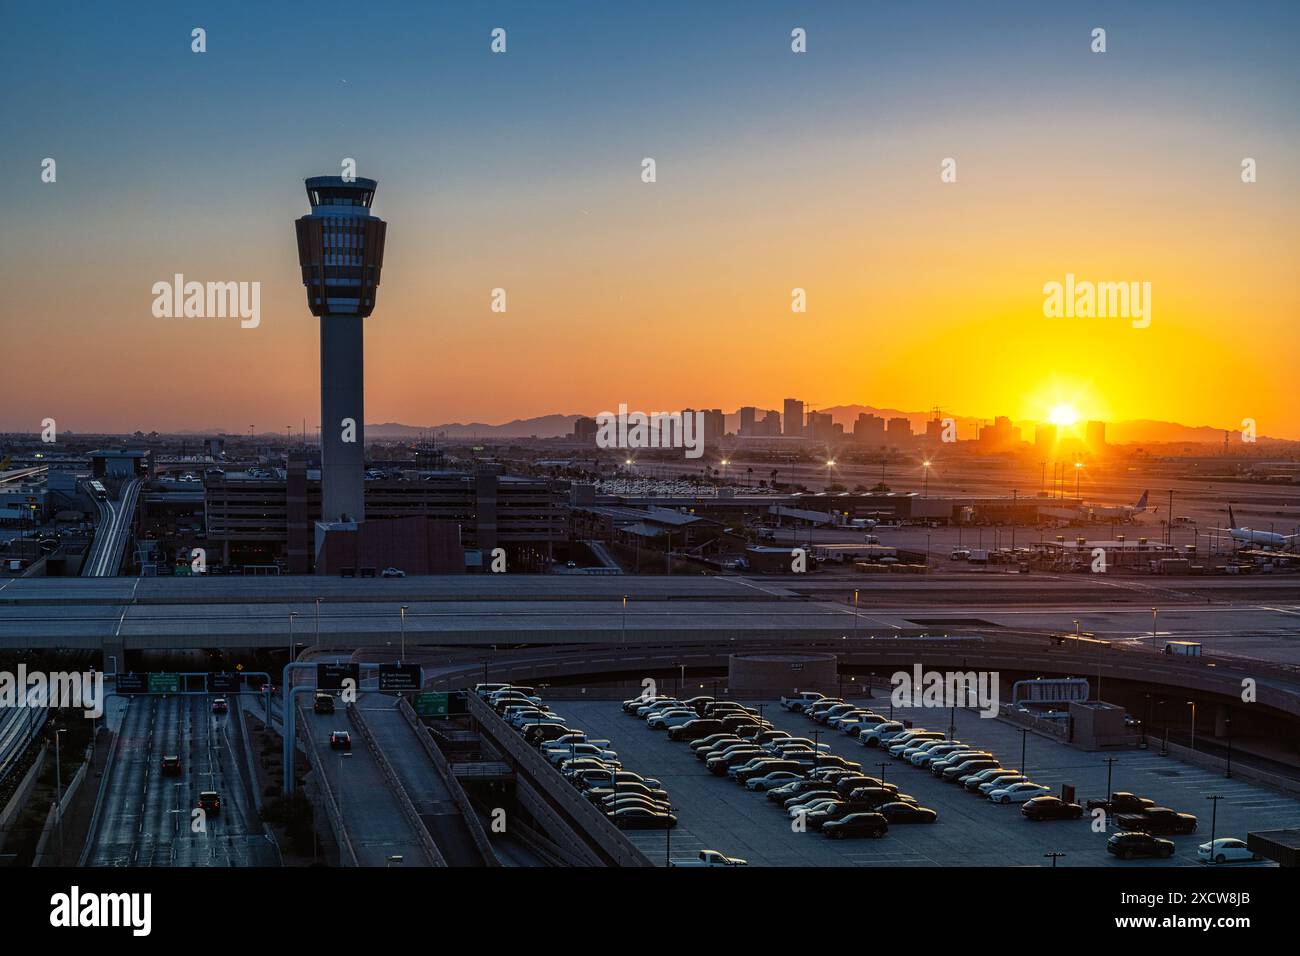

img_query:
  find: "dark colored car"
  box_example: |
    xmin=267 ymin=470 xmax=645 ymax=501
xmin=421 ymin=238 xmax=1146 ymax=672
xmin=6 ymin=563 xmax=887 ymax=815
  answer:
xmin=1108 ymin=831 xmax=1175 ymax=859
xmin=610 ymin=806 xmax=677 ymax=829
xmin=160 ymin=755 xmax=182 ymax=776
xmin=1087 ymin=791 xmax=1156 ymax=814
xmin=834 ymin=776 xmax=887 ymax=796
xmin=313 ymin=693 xmax=335 ymax=714
xmin=668 ymin=719 xmax=725 ymax=741
xmin=198 ymin=790 xmax=222 ymax=814
xmin=707 ymin=749 xmax=764 ymax=775
xmin=1021 ymin=796 xmax=1084 ymax=821
xmin=784 ymin=790 xmax=839 ymax=811
xmin=877 ymin=802 xmax=938 ymax=823
xmin=329 ymin=730 xmax=352 ymax=750
xmin=211 ymin=697 xmax=228 ymax=715
xmin=822 ymin=812 xmax=888 ymax=839
xmin=846 ymin=786 xmax=906 ymax=808
xmin=768 ymin=780 xmax=835 ymax=802
xmin=524 ymin=724 xmax=579 ymax=745
xmin=1115 ymin=807 xmax=1197 ymax=835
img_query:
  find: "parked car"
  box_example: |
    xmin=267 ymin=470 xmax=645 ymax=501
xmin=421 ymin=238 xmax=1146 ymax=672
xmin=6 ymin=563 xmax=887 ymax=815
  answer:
xmin=610 ymin=806 xmax=677 ymax=829
xmin=1086 ymin=792 xmax=1156 ymax=814
xmin=911 ymin=742 xmax=968 ymax=766
xmin=1115 ymin=808 xmax=1198 ymax=835
xmin=822 ymin=812 xmax=888 ymax=839
xmin=780 ymin=692 xmax=825 ymax=712
xmin=1197 ymin=838 xmax=1259 ymax=864
xmin=988 ymin=782 xmax=1050 ymax=804
xmin=745 ymin=770 xmax=805 ymax=792
xmin=1020 ymin=796 xmax=1084 ymax=821
xmin=963 ymin=768 xmax=1016 ymax=792
xmin=1108 ymin=831 xmax=1175 ymax=859
xmin=943 ymin=758 xmax=1000 ymax=782
xmin=877 ymin=802 xmax=938 ymax=824
xmin=860 ymin=722 xmax=907 ymax=747
xmin=669 ymin=849 xmax=747 ymax=867
xmin=669 ymin=719 xmax=728 ymax=741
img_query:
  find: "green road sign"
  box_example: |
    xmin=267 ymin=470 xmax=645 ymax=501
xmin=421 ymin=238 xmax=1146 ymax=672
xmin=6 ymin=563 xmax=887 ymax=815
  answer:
xmin=149 ymin=672 xmax=181 ymax=693
xmin=415 ymin=692 xmax=448 ymax=717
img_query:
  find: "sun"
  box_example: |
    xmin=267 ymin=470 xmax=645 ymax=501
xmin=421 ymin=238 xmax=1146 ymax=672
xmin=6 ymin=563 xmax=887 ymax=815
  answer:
xmin=1048 ymin=404 xmax=1080 ymax=427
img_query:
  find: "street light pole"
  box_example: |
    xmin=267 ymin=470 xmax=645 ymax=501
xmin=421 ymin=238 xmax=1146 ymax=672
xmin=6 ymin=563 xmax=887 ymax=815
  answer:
xmin=399 ymin=605 xmax=408 ymax=664
xmin=1207 ymin=794 xmax=1222 ymax=861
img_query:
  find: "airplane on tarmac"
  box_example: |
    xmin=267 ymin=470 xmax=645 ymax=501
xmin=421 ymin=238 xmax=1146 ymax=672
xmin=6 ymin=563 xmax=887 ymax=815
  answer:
xmin=1213 ymin=506 xmax=1299 ymax=551
xmin=1041 ymin=490 xmax=1149 ymax=524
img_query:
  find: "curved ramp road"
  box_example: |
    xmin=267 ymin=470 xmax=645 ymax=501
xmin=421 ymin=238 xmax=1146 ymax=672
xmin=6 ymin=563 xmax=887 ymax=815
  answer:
xmin=85 ymin=695 xmax=277 ymax=866
xmin=303 ymin=696 xmax=436 ymax=866
xmin=83 ymin=478 xmax=142 ymax=577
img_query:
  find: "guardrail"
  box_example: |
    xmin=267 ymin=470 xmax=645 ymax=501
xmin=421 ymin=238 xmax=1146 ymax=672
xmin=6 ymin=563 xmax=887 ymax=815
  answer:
xmin=294 ymin=700 xmax=358 ymax=867
xmin=347 ymin=701 xmax=443 ymax=866
xmin=467 ymin=692 xmax=653 ymax=867
xmin=396 ymin=698 xmax=500 ymax=866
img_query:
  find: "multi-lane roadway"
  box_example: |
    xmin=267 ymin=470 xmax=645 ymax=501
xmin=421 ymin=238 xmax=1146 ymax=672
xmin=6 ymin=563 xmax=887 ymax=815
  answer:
xmin=82 ymin=478 xmax=142 ymax=577
xmin=83 ymin=694 xmax=277 ymax=866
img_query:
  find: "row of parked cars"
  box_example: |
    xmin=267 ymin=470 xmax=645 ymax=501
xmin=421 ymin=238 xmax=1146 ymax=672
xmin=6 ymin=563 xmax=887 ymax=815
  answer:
xmin=629 ymin=693 xmax=939 ymax=840
xmin=476 ymin=683 xmax=678 ymax=830
xmin=782 ymin=691 xmax=1084 ymax=821
xmin=783 ymin=692 xmax=1236 ymax=862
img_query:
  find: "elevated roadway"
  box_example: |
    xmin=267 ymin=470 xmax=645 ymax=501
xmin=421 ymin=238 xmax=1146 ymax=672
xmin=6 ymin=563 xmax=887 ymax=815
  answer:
xmin=82 ymin=477 xmax=142 ymax=577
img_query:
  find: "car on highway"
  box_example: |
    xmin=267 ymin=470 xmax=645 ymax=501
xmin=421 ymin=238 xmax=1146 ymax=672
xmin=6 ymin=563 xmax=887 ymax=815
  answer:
xmin=160 ymin=755 xmax=182 ymax=776
xmin=211 ymin=697 xmax=228 ymax=715
xmin=610 ymin=806 xmax=677 ymax=829
xmin=988 ymin=782 xmax=1050 ymax=804
xmin=1020 ymin=796 xmax=1084 ymax=821
xmin=329 ymin=730 xmax=352 ymax=750
xmin=198 ymin=791 xmax=222 ymax=814
xmin=1108 ymin=831 xmax=1175 ymax=859
xmin=313 ymin=693 xmax=335 ymax=715
xmin=1197 ymin=838 xmax=1259 ymax=864
xmin=1086 ymin=792 xmax=1156 ymax=814
xmin=877 ymin=802 xmax=938 ymax=824
xmin=1115 ymin=807 xmax=1198 ymax=835
xmin=822 ymin=812 xmax=888 ymax=839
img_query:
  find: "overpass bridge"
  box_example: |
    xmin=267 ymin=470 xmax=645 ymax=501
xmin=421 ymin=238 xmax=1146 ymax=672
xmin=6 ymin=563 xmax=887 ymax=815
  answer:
xmin=82 ymin=477 xmax=142 ymax=577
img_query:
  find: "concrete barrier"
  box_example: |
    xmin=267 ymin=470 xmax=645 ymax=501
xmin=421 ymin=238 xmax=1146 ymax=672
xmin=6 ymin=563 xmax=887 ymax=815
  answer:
xmin=0 ymin=742 xmax=46 ymax=854
xmin=467 ymin=692 xmax=653 ymax=867
xmin=34 ymin=748 xmax=89 ymax=866
xmin=396 ymin=698 xmax=500 ymax=866
xmin=294 ymin=701 xmax=358 ymax=866
xmin=347 ymin=701 xmax=443 ymax=866
xmin=1157 ymin=739 xmax=1300 ymax=798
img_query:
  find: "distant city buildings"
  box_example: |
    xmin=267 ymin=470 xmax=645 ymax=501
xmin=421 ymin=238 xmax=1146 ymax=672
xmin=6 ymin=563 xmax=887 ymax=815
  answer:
xmin=783 ymin=398 xmax=805 ymax=437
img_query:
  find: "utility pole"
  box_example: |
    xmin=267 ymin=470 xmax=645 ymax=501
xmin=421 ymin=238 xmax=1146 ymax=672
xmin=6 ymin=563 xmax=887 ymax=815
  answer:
xmin=1206 ymin=794 xmax=1223 ymax=861
xmin=1103 ymin=756 xmax=1119 ymax=800
xmin=1044 ymin=851 xmax=1066 ymax=868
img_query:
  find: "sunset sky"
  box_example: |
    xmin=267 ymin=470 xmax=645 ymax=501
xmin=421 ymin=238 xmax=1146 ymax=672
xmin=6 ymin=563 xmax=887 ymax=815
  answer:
xmin=3 ymin=1 xmax=1298 ymax=437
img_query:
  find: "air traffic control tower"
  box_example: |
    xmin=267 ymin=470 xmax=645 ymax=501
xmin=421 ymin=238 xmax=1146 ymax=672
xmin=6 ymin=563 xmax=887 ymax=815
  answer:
xmin=294 ymin=176 xmax=387 ymax=524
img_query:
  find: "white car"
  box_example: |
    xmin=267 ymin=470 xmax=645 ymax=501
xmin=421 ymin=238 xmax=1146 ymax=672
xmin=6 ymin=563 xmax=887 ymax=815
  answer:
xmin=381 ymin=567 xmax=405 ymax=578
xmin=903 ymin=739 xmax=958 ymax=762
xmin=988 ymin=782 xmax=1050 ymax=804
xmin=1197 ymin=838 xmax=1260 ymax=864
xmin=646 ymin=710 xmax=696 ymax=729
xmin=636 ymin=700 xmax=683 ymax=718
xmin=978 ymin=774 xmax=1027 ymax=795
xmin=546 ymin=743 xmax=619 ymax=765
xmin=745 ymin=771 xmax=804 ymax=792
xmin=789 ymin=798 xmax=840 ymax=819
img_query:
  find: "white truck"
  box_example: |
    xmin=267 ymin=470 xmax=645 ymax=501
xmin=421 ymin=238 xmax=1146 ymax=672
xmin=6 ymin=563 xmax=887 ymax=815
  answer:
xmin=668 ymin=849 xmax=748 ymax=867
xmin=780 ymin=691 xmax=824 ymax=712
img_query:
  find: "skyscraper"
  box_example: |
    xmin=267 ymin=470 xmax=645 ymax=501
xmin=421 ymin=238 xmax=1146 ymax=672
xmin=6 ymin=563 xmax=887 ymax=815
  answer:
xmin=783 ymin=399 xmax=805 ymax=437
xmin=295 ymin=176 xmax=387 ymax=524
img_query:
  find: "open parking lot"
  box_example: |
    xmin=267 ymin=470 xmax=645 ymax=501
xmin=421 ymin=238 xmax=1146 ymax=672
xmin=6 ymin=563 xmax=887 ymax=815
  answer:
xmin=560 ymin=696 xmax=1299 ymax=866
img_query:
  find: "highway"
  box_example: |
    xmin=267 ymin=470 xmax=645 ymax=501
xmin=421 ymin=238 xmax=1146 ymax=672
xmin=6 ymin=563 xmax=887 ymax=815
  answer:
xmin=83 ymin=694 xmax=277 ymax=866
xmin=82 ymin=477 xmax=142 ymax=577
xmin=1 ymin=574 xmax=1299 ymax=663
xmin=300 ymin=695 xmax=437 ymax=866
